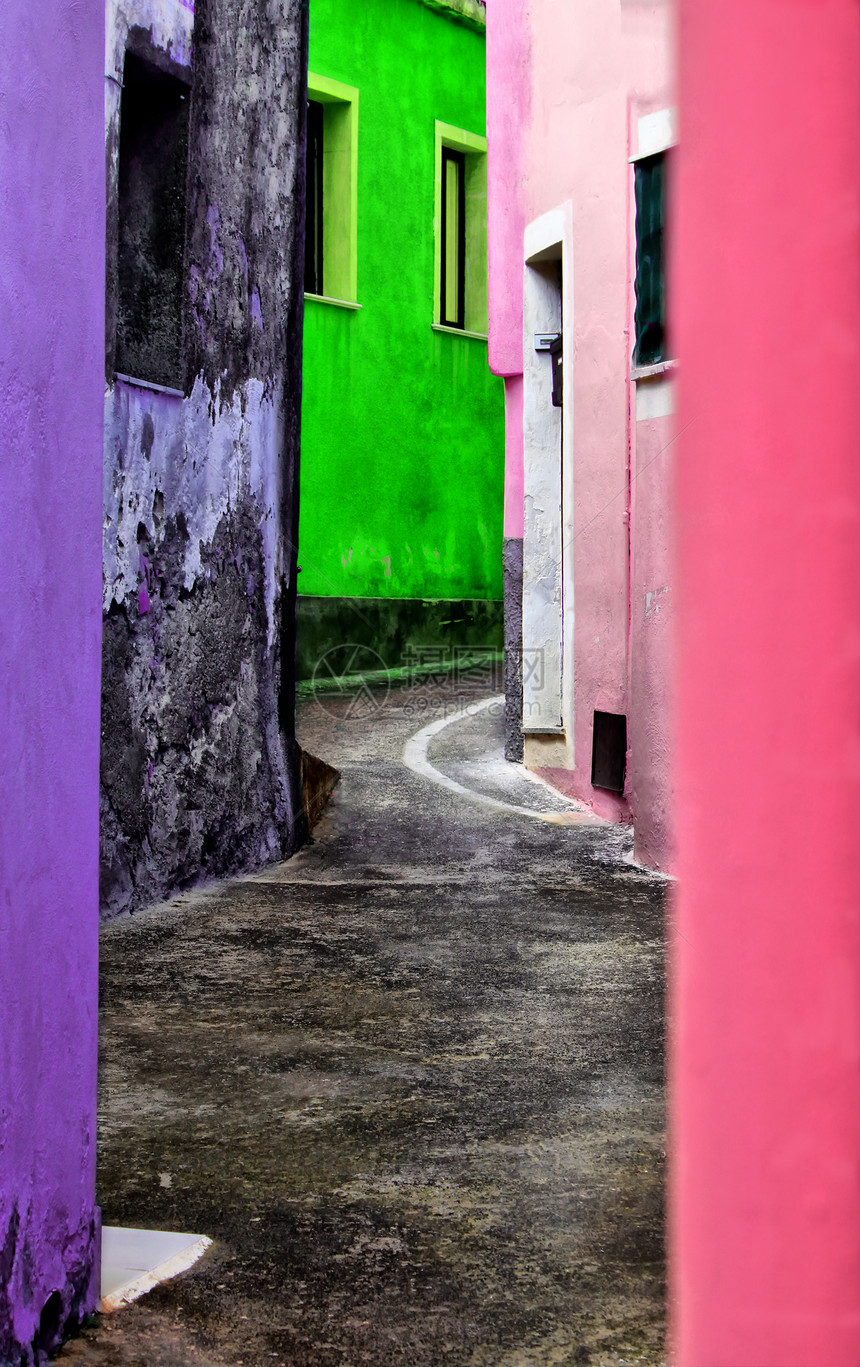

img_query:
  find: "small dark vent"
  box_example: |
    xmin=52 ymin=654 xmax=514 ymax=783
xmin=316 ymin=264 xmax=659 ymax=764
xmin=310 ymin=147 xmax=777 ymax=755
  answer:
xmin=591 ymin=711 xmax=627 ymax=794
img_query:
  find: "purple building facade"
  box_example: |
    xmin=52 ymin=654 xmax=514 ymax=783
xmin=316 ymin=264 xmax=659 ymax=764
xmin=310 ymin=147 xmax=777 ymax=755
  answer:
xmin=0 ymin=0 xmax=105 ymax=1361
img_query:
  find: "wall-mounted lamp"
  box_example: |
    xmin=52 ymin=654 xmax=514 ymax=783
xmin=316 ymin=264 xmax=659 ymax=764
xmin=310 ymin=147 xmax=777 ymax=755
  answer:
xmin=549 ymin=335 xmax=563 ymax=408
xmin=534 ymin=332 xmax=563 ymax=408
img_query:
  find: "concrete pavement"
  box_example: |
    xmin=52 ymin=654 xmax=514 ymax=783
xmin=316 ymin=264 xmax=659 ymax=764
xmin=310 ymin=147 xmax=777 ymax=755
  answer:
xmin=58 ymin=673 xmax=666 ymax=1367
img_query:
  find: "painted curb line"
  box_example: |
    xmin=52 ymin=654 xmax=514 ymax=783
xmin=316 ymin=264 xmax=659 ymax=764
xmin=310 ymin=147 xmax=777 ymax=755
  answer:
xmin=402 ymin=695 xmax=602 ymax=825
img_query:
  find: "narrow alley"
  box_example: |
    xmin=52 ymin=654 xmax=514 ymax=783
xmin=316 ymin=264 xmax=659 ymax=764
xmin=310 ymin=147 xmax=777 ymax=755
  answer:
xmin=60 ymin=673 xmax=665 ymax=1367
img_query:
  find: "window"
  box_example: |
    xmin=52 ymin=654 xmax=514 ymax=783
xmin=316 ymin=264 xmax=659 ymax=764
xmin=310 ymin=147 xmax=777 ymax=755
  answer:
xmin=304 ymin=100 xmax=324 ymax=296
xmin=633 ymin=152 xmax=666 ymax=367
xmin=441 ymin=148 xmax=466 ymax=328
xmin=304 ymin=74 xmax=359 ymax=304
xmin=434 ymin=122 xmax=488 ymax=336
xmin=116 ymin=51 xmax=190 ymax=388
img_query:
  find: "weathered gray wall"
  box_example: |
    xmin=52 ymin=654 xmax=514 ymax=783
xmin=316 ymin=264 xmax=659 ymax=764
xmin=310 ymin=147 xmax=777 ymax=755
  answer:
xmin=503 ymin=536 xmax=524 ymax=761
xmin=101 ymin=0 xmax=308 ymax=916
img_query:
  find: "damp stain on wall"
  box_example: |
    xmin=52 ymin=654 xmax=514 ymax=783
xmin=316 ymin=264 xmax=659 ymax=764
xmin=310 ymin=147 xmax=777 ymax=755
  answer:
xmin=101 ymin=0 xmax=308 ymax=917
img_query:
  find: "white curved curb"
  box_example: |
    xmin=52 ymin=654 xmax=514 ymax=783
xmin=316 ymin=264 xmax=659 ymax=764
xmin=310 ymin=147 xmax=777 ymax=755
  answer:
xmin=402 ymin=695 xmax=598 ymax=825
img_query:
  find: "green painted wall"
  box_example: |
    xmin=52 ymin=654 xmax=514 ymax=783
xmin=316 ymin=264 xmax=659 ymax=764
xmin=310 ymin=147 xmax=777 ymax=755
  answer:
xmin=300 ymin=0 xmax=504 ymax=602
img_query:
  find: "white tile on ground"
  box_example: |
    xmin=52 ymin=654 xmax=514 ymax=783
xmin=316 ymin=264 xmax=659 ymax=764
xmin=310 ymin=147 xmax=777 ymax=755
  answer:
xmin=100 ymin=1225 xmax=212 ymax=1312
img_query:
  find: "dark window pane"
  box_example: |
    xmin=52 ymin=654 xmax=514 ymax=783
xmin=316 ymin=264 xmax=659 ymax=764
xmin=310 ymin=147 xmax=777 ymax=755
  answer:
xmin=441 ymin=148 xmax=466 ymax=329
xmin=116 ymin=52 xmax=189 ymax=388
xmin=305 ymin=100 xmax=324 ymax=296
xmin=633 ymin=153 xmax=665 ymax=367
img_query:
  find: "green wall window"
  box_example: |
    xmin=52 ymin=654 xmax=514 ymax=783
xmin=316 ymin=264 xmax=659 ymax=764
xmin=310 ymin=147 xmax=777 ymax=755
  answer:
xmin=441 ymin=148 xmax=466 ymax=328
xmin=304 ymin=100 xmax=325 ymax=296
xmin=633 ymin=152 xmax=666 ymax=367
xmin=305 ymin=73 xmax=359 ymax=303
xmin=434 ymin=122 xmax=488 ymax=336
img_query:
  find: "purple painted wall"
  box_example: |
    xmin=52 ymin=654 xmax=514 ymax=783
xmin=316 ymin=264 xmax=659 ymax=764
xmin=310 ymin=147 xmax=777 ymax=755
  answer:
xmin=0 ymin=0 xmax=104 ymax=1359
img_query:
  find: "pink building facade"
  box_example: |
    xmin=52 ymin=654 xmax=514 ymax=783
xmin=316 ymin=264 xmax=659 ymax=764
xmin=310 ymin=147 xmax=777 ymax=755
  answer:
xmin=488 ymin=0 xmax=675 ymax=870
xmin=673 ymin=0 xmax=860 ymax=1360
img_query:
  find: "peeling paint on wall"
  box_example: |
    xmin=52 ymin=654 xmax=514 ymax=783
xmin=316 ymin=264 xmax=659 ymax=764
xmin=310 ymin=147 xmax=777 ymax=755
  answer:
xmin=0 ymin=1208 xmax=101 ymax=1367
xmin=101 ymin=0 xmax=307 ymax=916
xmin=644 ymin=586 xmax=670 ymax=617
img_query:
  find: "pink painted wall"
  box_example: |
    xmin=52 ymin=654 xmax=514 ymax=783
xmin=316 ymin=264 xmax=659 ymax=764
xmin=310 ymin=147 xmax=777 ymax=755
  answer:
xmin=487 ymin=0 xmax=675 ymax=869
xmin=486 ymin=0 xmax=530 ymax=382
xmin=0 ymin=0 xmax=104 ymax=1357
xmin=487 ymin=0 xmax=528 ymax=555
xmin=673 ymin=0 xmax=860 ymax=1359
xmin=502 ymin=376 xmax=524 ymax=539
xmin=628 ymin=406 xmax=675 ymax=866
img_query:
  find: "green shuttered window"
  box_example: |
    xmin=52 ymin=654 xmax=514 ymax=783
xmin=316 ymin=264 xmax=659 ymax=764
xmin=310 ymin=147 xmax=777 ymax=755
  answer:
xmin=633 ymin=152 xmax=666 ymax=367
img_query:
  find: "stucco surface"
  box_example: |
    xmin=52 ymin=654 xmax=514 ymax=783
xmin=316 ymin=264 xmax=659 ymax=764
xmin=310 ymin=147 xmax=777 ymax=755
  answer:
xmin=628 ymin=408 xmax=673 ymax=871
xmin=299 ymin=0 xmax=504 ymax=603
xmin=100 ymin=0 xmax=307 ymax=916
xmin=673 ymin=1 xmax=860 ymax=1359
xmin=486 ymin=1 xmax=530 ymax=381
xmin=502 ymin=537 xmax=524 ymax=761
xmin=0 ymin=0 xmax=104 ymax=1358
xmin=502 ymin=376 xmax=524 ymax=540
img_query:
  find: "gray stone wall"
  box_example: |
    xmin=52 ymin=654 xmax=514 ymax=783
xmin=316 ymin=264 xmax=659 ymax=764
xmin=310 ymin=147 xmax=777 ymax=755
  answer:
xmin=101 ymin=0 xmax=308 ymax=916
xmin=503 ymin=536 xmax=524 ymax=762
